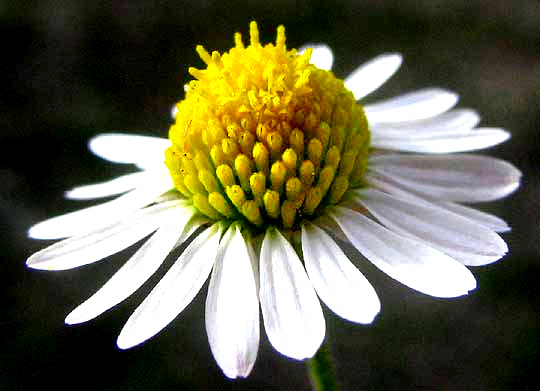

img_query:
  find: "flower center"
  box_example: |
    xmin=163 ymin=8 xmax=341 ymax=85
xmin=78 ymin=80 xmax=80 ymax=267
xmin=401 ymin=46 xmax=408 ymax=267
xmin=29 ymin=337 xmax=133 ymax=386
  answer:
xmin=165 ymin=22 xmax=370 ymax=231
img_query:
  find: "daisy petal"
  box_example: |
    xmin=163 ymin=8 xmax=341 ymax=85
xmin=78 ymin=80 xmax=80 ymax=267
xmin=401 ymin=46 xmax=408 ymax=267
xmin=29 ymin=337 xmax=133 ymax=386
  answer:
xmin=259 ymin=228 xmax=325 ymax=360
xmin=370 ymin=109 xmax=480 ymax=138
xmin=330 ymin=207 xmax=477 ymax=298
xmin=345 ymin=53 xmax=402 ymax=100
xmin=364 ymin=88 xmax=458 ymax=123
xmin=89 ymin=133 xmax=171 ymax=168
xmin=26 ymin=201 xmax=182 ymax=271
xmin=65 ymin=170 xmax=164 ymax=200
xmin=65 ymin=205 xmax=193 ymax=324
xmin=298 ymin=44 xmax=333 ymax=70
xmin=365 ymin=170 xmax=511 ymax=233
xmin=172 ymin=214 xmax=211 ymax=251
xmin=371 ymin=127 xmax=510 ymax=153
xmin=28 ymin=175 xmax=173 ymax=239
xmin=354 ymin=188 xmax=507 ymax=266
xmin=440 ymin=201 xmax=510 ymax=233
xmin=245 ymin=237 xmax=260 ymax=291
xmin=206 ymin=224 xmax=259 ymax=379
xmin=369 ymin=154 xmax=521 ymax=202
xmin=116 ymin=223 xmax=222 ymax=350
xmin=302 ymin=222 xmax=380 ymax=323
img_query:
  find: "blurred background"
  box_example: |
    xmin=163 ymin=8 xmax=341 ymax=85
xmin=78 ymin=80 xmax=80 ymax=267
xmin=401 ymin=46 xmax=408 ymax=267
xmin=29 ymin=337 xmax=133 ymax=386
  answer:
xmin=2 ymin=1 xmax=539 ymax=390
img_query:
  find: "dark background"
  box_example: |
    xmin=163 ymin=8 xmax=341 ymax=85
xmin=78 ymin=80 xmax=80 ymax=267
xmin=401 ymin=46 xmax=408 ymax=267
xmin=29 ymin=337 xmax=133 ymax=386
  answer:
xmin=2 ymin=1 xmax=539 ymax=390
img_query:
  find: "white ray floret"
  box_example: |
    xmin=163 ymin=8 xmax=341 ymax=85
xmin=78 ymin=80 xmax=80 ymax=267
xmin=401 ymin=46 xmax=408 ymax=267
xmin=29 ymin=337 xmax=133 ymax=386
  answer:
xmin=439 ymin=201 xmax=511 ymax=233
xmin=259 ymin=228 xmax=325 ymax=360
xmin=65 ymin=170 xmax=166 ymax=200
xmin=29 ymin=174 xmax=173 ymax=240
xmin=369 ymin=154 xmax=521 ymax=202
xmin=171 ymin=105 xmax=178 ymax=119
xmin=117 ymin=223 xmax=223 ymax=350
xmin=301 ymin=222 xmax=380 ymax=323
xmin=364 ymin=170 xmax=512 ymax=233
xmin=364 ymin=88 xmax=458 ymax=123
xmin=205 ymin=224 xmax=259 ymax=379
xmin=370 ymin=109 xmax=480 ymax=139
xmin=345 ymin=53 xmax=402 ymax=100
xmin=27 ymin=201 xmax=184 ymax=271
xmin=298 ymin=43 xmax=333 ymax=71
xmin=330 ymin=207 xmax=477 ymax=298
xmin=65 ymin=205 xmax=195 ymax=324
xmin=89 ymin=133 xmax=171 ymax=169
xmin=371 ymin=127 xmax=510 ymax=153
xmin=354 ymin=188 xmax=507 ymax=266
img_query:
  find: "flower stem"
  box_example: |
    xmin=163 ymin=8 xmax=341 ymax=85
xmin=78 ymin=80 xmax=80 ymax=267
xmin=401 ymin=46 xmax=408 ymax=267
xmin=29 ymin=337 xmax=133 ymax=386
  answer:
xmin=307 ymin=341 xmax=339 ymax=391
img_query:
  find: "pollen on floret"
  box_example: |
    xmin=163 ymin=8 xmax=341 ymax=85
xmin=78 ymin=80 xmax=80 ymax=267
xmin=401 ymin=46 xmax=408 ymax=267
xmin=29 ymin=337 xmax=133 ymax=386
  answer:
xmin=165 ymin=21 xmax=370 ymax=231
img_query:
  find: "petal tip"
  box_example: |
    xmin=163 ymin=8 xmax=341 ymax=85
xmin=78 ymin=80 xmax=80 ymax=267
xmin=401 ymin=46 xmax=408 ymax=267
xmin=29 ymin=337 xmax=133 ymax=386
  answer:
xmin=28 ymin=221 xmax=68 ymax=240
xmin=26 ymin=255 xmax=55 ymax=271
xmin=64 ymin=189 xmax=77 ymax=199
xmin=27 ymin=225 xmax=46 ymax=240
xmin=384 ymin=52 xmax=403 ymax=65
xmin=65 ymin=305 xmax=96 ymax=325
xmin=25 ymin=256 xmax=39 ymax=269
xmin=64 ymin=188 xmax=88 ymax=200
xmin=354 ymin=305 xmax=381 ymax=325
xmin=64 ymin=312 xmax=81 ymax=326
xmin=221 ymin=364 xmax=254 ymax=380
xmin=116 ymin=332 xmax=136 ymax=350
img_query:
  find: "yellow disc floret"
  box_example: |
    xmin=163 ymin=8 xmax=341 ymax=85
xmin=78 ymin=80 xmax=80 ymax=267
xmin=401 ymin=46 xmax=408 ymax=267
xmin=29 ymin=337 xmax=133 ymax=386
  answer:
xmin=165 ymin=22 xmax=370 ymax=230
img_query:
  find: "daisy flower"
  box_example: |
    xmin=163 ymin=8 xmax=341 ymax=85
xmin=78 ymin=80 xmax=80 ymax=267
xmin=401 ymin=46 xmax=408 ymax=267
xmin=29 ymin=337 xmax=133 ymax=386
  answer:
xmin=27 ymin=22 xmax=520 ymax=379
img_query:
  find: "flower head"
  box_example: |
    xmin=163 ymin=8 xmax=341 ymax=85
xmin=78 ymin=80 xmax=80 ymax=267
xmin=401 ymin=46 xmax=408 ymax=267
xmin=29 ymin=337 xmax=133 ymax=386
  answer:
xmin=27 ymin=22 xmax=520 ymax=378
xmin=165 ymin=23 xmax=369 ymax=230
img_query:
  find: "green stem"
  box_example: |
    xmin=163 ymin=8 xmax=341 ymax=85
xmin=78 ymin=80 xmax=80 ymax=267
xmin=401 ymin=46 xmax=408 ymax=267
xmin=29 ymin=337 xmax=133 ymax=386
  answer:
xmin=307 ymin=341 xmax=339 ymax=391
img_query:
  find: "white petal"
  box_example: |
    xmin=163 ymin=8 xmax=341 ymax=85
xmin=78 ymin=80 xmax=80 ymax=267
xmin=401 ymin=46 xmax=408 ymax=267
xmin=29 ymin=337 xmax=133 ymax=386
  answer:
xmin=330 ymin=207 xmax=477 ymax=298
xmin=364 ymin=88 xmax=458 ymax=123
xmin=311 ymin=214 xmax=349 ymax=244
xmin=354 ymin=188 xmax=508 ymax=266
xmin=89 ymin=133 xmax=171 ymax=168
xmin=369 ymin=154 xmax=521 ymax=202
xmin=245 ymin=236 xmax=261 ymax=291
xmin=65 ymin=170 xmax=164 ymax=200
xmin=439 ymin=201 xmax=510 ymax=233
xmin=370 ymin=109 xmax=480 ymax=138
xmin=206 ymin=224 xmax=259 ymax=379
xmin=66 ymin=207 xmax=191 ymax=324
xmin=259 ymin=228 xmax=325 ymax=360
xmin=371 ymin=127 xmax=510 ymax=153
xmin=117 ymin=223 xmax=222 ymax=350
xmin=344 ymin=53 xmax=402 ymax=100
xmin=28 ymin=174 xmax=173 ymax=239
xmin=301 ymin=222 xmax=380 ymax=323
xmin=298 ymin=44 xmax=333 ymax=70
xmin=365 ymin=170 xmax=511 ymax=233
xmin=65 ymin=205 xmax=194 ymax=324
xmin=26 ymin=201 xmax=182 ymax=271
xmin=172 ymin=214 xmax=211 ymax=250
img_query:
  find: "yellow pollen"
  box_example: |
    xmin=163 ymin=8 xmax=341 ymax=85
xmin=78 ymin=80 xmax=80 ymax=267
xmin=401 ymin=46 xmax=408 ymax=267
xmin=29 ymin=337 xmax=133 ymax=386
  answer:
xmin=165 ymin=22 xmax=370 ymax=231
